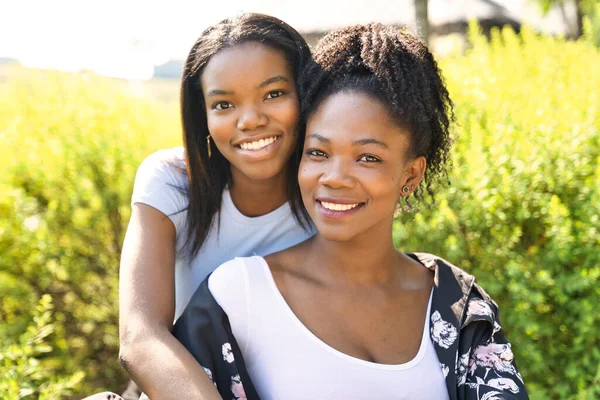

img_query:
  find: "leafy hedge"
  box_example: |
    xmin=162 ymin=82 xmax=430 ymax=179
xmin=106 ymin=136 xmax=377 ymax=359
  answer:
xmin=0 ymin=72 xmax=179 ymax=397
xmin=1 ymin=26 xmax=598 ymax=399
xmin=395 ymin=24 xmax=600 ymax=399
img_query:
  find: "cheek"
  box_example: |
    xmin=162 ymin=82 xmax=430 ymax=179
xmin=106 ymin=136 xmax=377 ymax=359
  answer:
xmin=206 ymin=113 xmax=234 ymax=142
xmin=272 ymin=97 xmax=299 ymax=131
xmin=364 ymin=167 xmax=403 ymax=202
xmin=298 ymin=160 xmax=318 ymax=194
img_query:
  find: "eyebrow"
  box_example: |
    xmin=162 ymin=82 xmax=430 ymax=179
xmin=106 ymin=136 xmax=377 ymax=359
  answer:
xmin=306 ymin=134 xmax=330 ymax=143
xmin=353 ymin=138 xmax=389 ymax=149
xmin=206 ymin=88 xmax=233 ymax=97
xmin=306 ymin=134 xmax=389 ymax=149
xmin=257 ymin=75 xmax=289 ymax=89
xmin=205 ymin=75 xmax=290 ymax=97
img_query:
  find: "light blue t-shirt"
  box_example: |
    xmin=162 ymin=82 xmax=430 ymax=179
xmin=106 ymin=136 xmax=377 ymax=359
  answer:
xmin=131 ymin=147 xmax=315 ymax=321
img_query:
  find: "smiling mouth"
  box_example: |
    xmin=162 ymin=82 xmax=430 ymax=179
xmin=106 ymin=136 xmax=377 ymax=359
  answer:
xmin=316 ymin=200 xmax=366 ymax=214
xmin=319 ymin=201 xmax=361 ymax=211
xmin=236 ymin=136 xmax=280 ymax=151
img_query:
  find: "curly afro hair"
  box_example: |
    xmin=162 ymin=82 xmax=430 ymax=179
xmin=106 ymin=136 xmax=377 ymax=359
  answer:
xmin=299 ymin=23 xmax=454 ymax=202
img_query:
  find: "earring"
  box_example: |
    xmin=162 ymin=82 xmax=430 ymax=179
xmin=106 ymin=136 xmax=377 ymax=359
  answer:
xmin=402 ymin=185 xmax=410 ymax=194
xmin=206 ymin=135 xmax=212 ymax=158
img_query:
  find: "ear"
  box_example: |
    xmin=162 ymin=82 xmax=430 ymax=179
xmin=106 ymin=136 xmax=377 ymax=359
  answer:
xmin=399 ymin=156 xmax=426 ymax=197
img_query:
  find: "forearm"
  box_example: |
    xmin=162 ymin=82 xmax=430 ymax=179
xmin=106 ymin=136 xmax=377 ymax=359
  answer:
xmin=120 ymin=329 xmax=222 ymax=400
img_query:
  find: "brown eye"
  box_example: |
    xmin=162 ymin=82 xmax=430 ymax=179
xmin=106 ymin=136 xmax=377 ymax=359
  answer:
xmin=306 ymin=149 xmax=327 ymax=158
xmin=212 ymin=101 xmax=233 ymax=110
xmin=358 ymin=154 xmax=381 ymax=163
xmin=265 ymin=90 xmax=284 ymax=100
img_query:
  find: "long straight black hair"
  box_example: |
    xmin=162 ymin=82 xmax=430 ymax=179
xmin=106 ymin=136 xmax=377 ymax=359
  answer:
xmin=179 ymin=13 xmax=312 ymax=258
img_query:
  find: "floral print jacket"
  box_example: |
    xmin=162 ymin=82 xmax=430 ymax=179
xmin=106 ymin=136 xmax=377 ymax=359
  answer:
xmin=171 ymin=253 xmax=529 ymax=400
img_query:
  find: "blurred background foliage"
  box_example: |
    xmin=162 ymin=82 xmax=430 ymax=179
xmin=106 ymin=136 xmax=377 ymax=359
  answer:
xmin=396 ymin=22 xmax=600 ymax=399
xmin=1 ymin=23 xmax=599 ymax=399
xmin=0 ymin=70 xmax=179 ymax=398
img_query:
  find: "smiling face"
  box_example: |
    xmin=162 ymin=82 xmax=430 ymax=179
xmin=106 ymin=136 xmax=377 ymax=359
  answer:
xmin=299 ymin=91 xmax=426 ymax=242
xmin=201 ymin=41 xmax=299 ymax=183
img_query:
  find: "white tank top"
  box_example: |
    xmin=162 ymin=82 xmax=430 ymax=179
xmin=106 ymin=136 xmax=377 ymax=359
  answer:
xmin=209 ymin=256 xmax=450 ymax=400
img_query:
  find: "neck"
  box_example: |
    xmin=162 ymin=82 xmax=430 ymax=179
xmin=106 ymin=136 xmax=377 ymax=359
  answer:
xmin=229 ymin=167 xmax=289 ymax=217
xmin=304 ymin=223 xmax=401 ymax=286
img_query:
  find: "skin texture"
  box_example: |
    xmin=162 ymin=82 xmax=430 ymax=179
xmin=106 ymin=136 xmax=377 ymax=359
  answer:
xmin=202 ymin=42 xmax=299 ymax=217
xmin=299 ymin=91 xmax=422 ymax=243
xmin=118 ymin=43 xmax=300 ymax=399
xmin=266 ymin=91 xmax=433 ymax=366
xmin=119 ymin=204 xmax=221 ymax=399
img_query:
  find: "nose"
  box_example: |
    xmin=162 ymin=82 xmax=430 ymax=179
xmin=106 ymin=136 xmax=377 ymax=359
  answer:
xmin=237 ymin=105 xmax=268 ymax=131
xmin=319 ymin=158 xmax=355 ymax=189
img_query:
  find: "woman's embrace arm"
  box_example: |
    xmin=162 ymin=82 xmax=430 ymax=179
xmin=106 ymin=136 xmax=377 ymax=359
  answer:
xmin=118 ymin=203 xmax=221 ymax=400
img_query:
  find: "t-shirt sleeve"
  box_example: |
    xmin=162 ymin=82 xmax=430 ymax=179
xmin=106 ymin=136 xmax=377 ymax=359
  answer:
xmin=208 ymin=258 xmax=251 ymax=353
xmin=131 ymin=149 xmax=188 ymax=235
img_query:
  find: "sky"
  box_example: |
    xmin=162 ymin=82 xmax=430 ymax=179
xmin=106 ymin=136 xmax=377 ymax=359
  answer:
xmin=1 ymin=0 xmax=573 ymax=80
xmin=1 ymin=0 xmax=411 ymax=80
xmin=1 ymin=0 xmax=260 ymax=80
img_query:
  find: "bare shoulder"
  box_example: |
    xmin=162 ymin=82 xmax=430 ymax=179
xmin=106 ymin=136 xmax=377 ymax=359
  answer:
xmin=264 ymin=238 xmax=311 ymax=273
xmin=264 ymin=238 xmax=316 ymax=291
xmin=398 ymin=252 xmax=435 ymax=290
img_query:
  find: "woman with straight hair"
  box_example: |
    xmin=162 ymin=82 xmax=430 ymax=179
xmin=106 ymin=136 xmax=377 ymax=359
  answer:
xmin=174 ymin=23 xmax=528 ymax=400
xmin=115 ymin=13 xmax=314 ymax=400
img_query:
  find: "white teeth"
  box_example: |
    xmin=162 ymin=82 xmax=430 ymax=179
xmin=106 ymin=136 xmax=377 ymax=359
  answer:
xmin=320 ymin=201 xmax=360 ymax=211
xmin=239 ymin=136 xmax=278 ymax=151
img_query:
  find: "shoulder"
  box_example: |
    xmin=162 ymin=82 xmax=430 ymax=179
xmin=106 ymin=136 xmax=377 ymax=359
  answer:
xmin=137 ymin=147 xmax=186 ymax=178
xmin=418 ymin=253 xmax=496 ymax=306
xmin=412 ymin=252 xmax=500 ymax=323
xmin=131 ymin=147 xmax=189 ymax=223
xmin=208 ymin=256 xmax=266 ymax=298
xmin=149 ymin=146 xmax=186 ymax=162
xmin=209 ymin=257 xmax=249 ymax=287
xmin=264 ymin=237 xmax=312 ymax=274
xmin=411 ymin=252 xmax=476 ymax=287
xmin=133 ymin=147 xmax=187 ymax=194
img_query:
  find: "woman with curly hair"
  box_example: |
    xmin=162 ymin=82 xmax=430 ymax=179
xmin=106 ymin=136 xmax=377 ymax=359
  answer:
xmin=174 ymin=24 xmax=528 ymax=400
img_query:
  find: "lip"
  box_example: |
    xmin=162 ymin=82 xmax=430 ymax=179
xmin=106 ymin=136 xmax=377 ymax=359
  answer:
xmin=315 ymin=198 xmax=366 ymax=219
xmin=316 ymin=196 xmax=364 ymax=205
xmin=233 ymin=134 xmax=282 ymax=147
xmin=234 ymin=135 xmax=283 ymax=161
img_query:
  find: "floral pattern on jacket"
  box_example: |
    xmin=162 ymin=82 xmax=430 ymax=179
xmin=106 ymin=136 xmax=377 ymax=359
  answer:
xmin=411 ymin=253 xmax=528 ymax=399
xmin=172 ymin=253 xmax=528 ymax=400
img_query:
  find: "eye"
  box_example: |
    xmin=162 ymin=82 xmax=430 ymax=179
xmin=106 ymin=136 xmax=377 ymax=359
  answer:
xmin=265 ymin=90 xmax=284 ymax=100
xmin=305 ymin=149 xmax=327 ymax=158
xmin=358 ymin=154 xmax=382 ymax=163
xmin=212 ymin=101 xmax=233 ymax=111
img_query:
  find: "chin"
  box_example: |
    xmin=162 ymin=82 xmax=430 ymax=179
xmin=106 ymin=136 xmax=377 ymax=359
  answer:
xmin=242 ymin=162 xmax=288 ymax=181
xmin=314 ymin=226 xmax=356 ymax=243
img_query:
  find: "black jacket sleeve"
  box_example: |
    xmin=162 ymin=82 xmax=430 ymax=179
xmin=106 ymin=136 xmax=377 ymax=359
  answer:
xmin=172 ymin=278 xmax=261 ymax=400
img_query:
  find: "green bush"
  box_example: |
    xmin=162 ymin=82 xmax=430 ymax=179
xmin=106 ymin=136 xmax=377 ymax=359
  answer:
xmin=0 ymin=295 xmax=84 ymax=399
xmin=0 ymin=25 xmax=598 ymax=399
xmin=395 ymin=24 xmax=600 ymax=399
xmin=0 ymin=71 xmax=179 ymax=396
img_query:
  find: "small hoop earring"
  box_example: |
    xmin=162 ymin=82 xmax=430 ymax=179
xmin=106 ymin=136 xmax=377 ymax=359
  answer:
xmin=206 ymin=135 xmax=212 ymax=158
xmin=402 ymin=185 xmax=410 ymax=194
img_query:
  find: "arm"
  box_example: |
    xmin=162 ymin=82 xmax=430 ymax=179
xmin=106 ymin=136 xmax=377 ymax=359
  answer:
xmin=118 ymin=203 xmax=221 ymax=400
xmin=462 ymin=299 xmax=529 ymax=399
xmin=465 ymin=336 xmax=528 ymax=399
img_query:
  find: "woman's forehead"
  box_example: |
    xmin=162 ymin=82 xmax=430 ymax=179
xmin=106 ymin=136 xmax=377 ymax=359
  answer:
xmin=201 ymin=42 xmax=294 ymax=90
xmin=306 ymin=92 xmax=410 ymax=147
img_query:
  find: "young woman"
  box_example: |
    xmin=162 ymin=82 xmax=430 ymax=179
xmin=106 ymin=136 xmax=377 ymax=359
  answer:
xmin=174 ymin=24 xmax=529 ymax=399
xmin=117 ymin=13 xmax=314 ymax=400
